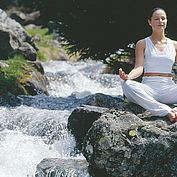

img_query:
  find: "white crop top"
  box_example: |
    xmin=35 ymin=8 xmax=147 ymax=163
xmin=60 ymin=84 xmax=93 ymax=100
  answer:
xmin=144 ymin=37 xmax=176 ymax=73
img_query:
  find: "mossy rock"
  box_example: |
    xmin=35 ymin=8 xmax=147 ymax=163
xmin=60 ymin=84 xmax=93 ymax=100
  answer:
xmin=0 ymin=54 xmax=48 ymax=96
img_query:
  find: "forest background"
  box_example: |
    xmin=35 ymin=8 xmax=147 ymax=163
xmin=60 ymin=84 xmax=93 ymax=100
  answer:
xmin=1 ymin=0 xmax=177 ymax=61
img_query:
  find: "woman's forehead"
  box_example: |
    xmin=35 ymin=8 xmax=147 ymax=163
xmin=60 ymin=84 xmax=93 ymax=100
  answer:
xmin=152 ymin=10 xmax=166 ymax=17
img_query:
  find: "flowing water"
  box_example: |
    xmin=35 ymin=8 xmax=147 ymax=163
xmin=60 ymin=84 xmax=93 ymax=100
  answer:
xmin=0 ymin=60 xmax=123 ymax=177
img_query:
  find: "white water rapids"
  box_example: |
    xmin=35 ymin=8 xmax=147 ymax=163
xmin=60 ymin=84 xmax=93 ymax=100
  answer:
xmin=0 ymin=60 xmax=123 ymax=177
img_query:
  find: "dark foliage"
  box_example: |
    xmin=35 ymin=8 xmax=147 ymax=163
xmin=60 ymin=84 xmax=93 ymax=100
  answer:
xmin=39 ymin=0 xmax=177 ymax=60
xmin=2 ymin=0 xmax=177 ymax=60
xmin=0 ymin=0 xmax=44 ymax=12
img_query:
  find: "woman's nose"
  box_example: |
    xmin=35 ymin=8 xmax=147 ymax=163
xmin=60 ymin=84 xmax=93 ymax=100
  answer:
xmin=159 ymin=18 xmax=164 ymax=22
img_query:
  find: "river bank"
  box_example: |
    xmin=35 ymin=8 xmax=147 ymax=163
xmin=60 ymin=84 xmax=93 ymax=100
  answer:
xmin=0 ymin=8 xmax=77 ymax=96
xmin=0 ymin=6 xmax=176 ymax=177
xmin=0 ymin=59 xmax=123 ymax=177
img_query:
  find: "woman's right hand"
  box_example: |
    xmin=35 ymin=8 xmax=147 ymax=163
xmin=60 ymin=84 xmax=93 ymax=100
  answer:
xmin=119 ymin=68 xmax=129 ymax=80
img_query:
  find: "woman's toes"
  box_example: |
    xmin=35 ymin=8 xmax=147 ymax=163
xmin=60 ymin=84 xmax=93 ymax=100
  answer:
xmin=167 ymin=111 xmax=176 ymax=122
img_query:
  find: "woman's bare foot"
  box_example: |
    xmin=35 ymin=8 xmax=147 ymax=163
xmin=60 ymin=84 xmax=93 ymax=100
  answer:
xmin=173 ymin=108 xmax=177 ymax=121
xmin=167 ymin=110 xmax=177 ymax=122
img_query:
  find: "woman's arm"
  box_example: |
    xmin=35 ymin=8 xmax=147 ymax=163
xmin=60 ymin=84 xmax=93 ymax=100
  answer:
xmin=119 ymin=39 xmax=146 ymax=80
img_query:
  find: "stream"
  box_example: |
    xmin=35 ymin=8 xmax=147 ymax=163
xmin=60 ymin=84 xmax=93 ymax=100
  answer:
xmin=0 ymin=60 xmax=123 ymax=177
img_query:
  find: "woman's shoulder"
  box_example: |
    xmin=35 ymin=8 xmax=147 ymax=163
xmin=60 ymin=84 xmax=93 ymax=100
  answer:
xmin=167 ymin=37 xmax=177 ymax=44
xmin=136 ymin=38 xmax=146 ymax=44
xmin=169 ymin=38 xmax=177 ymax=51
xmin=171 ymin=39 xmax=177 ymax=46
xmin=136 ymin=38 xmax=146 ymax=49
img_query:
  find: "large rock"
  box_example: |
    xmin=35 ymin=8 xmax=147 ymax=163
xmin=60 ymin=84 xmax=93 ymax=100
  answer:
xmin=8 ymin=10 xmax=40 ymax=26
xmin=68 ymin=93 xmax=124 ymax=148
xmin=23 ymin=61 xmax=48 ymax=96
xmin=0 ymin=92 xmax=21 ymax=106
xmin=0 ymin=8 xmax=38 ymax=60
xmin=80 ymin=93 xmax=124 ymax=108
xmin=82 ymin=110 xmax=177 ymax=177
xmin=0 ymin=60 xmax=48 ymax=96
xmin=23 ymin=69 xmax=49 ymax=96
xmin=35 ymin=158 xmax=90 ymax=177
xmin=68 ymin=105 xmax=108 ymax=149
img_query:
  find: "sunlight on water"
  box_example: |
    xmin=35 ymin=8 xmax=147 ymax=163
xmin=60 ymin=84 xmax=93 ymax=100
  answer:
xmin=43 ymin=60 xmax=123 ymax=98
xmin=0 ymin=105 xmax=71 ymax=143
xmin=0 ymin=60 xmax=123 ymax=177
xmin=0 ymin=129 xmax=59 ymax=177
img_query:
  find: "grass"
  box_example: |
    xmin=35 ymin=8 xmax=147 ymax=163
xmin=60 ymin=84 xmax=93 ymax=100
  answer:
xmin=0 ymin=54 xmax=38 ymax=95
xmin=26 ymin=28 xmax=54 ymax=41
xmin=25 ymin=28 xmax=54 ymax=48
xmin=0 ymin=27 xmax=68 ymax=95
xmin=36 ymin=50 xmax=48 ymax=61
xmin=26 ymin=27 xmax=65 ymax=61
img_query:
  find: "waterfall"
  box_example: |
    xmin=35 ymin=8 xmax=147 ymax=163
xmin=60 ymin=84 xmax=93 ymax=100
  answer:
xmin=0 ymin=60 xmax=123 ymax=177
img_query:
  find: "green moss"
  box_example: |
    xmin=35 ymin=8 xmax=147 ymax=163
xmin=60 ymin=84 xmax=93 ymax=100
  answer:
xmin=0 ymin=27 xmax=61 ymax=95
xmin=26 ymin=28 xmax=54 ymax=47
xmin=36 ymin=50 xmax=47 ymax=61
xmin=0 ymin=54 xmax=39 ymax=95
xmin=26 ymin=27 xmax=65 ymax=61
xmin=25 ymin=28 xmax=54 ymax=40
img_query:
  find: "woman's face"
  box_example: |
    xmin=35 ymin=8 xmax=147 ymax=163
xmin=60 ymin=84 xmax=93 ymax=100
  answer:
xmin=148 ymin=9 xmax=167 ymax=31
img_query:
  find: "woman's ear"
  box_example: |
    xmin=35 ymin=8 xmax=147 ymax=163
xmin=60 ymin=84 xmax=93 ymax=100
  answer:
xmin=148 ymin=19 xmax=151 ymax=26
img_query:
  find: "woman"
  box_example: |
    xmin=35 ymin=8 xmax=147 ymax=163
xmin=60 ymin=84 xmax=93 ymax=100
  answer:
xmin=119 ymin=7 xmax=177 ymax=122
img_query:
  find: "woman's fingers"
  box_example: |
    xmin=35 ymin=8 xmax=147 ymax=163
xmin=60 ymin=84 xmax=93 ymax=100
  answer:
xmin=119 ymin=68 xmax=123 ymax=74
xmin=119 ymin=68 xmax=128 ymax=80
xmin=119 ymin=68 xmax=124 ymax=76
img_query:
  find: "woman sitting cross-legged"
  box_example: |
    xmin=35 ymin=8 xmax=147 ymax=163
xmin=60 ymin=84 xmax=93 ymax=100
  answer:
xmin=119 ymin=7 xmax=177 ymax=122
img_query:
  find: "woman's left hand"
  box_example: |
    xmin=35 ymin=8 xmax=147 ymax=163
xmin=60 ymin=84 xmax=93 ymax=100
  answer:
xmin=119 ymin=68 xmax=129 ymax=80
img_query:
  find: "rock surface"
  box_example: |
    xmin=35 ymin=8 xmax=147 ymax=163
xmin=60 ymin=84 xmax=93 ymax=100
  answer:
xmin=82 ymin=109 xmax=177 ymax=177
xmin=35 ymin=158 xmax=90 ymax=177
xmin=24 ymin=69 xmax=49 ymax=95
xmin=0 ymin=9 xmax=50 ymax=95
xmin=0 ymin=59 xmax=48 ymax=96
xmin=23 ymin=61 xmax=48 ymax=96
xmin=8 ymin=10 xmax=40 ymax=26
xmin=68 ymin=93 xmax=124 ymax=148
xmin=82 ymin=93 xmax=124 ymax=108
xmin=0 ymin=8 xmax=38 ymax=60
xmin=68 ymin=105 xmax=108 ymax=149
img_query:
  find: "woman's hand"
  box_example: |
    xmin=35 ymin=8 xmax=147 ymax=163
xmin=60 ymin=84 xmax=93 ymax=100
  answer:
xmin=119 ymin=68 xmax=129 ymax=80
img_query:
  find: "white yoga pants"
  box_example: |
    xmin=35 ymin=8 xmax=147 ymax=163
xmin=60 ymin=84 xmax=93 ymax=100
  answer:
xmin=122 ymin=77 xmax=177 ymax=117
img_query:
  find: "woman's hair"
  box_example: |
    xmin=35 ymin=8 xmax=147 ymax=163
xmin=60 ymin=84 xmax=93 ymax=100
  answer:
xmin=148 ymin=7 xmax=166 ymax=20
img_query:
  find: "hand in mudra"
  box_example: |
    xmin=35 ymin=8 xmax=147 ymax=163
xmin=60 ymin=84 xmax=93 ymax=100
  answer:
xmin=119 ymin=68 xmax=129 ymax=80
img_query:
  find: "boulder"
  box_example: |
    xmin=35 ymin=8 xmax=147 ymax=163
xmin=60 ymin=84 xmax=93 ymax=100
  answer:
xmin=24 ymin=24 xmax=42 ymax=30
xmin=0 ymin=92 xmax=21 ymax=106
xmin=82 ymin=109 xmax=177 ymax=177
xmin=0 ymin=59 xmax=48 ymax=96
xmin=68 ymin=105 xmax=108 ymax=149
xmin=9 ymin=10 xmax=40 ymax=26
xmin=23 ymin=69 xmax=49 ymax=96
xmin=0 ymin=8 xmax=38 ymax=60
xmin=35 ymin=158 xmax=90 ymax=177
xmin=80 ymin=93 xmax=124 ymax=108
xmin=67 ymin=93 xmax=124 ymax=148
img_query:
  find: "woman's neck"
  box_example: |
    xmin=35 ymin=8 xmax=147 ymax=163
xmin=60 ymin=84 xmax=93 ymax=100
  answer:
xmin=150 ymin=31 xmax=166 ymax=42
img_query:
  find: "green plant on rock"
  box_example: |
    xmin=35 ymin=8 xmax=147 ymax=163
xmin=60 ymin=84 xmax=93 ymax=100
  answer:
xmin=26 ymin=28 xmax=54 ymax=40
xmin=36 ymin=50 xmax=47 ymax=61
xmin=26 ymin=28 xmax=64 ymax=61
xmin=25 ymin=28 xmax=54 ymax=48
xmin=0 ymin=54 xmax=39 ymax=95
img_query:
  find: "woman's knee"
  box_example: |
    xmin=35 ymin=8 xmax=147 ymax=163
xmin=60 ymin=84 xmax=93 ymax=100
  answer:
xmin=122 ymin=80 xmax=135 ymax=91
